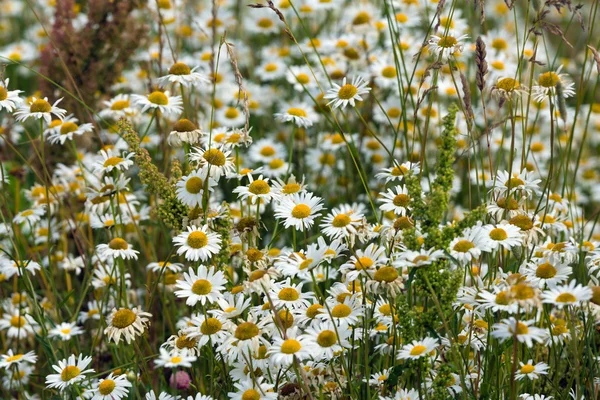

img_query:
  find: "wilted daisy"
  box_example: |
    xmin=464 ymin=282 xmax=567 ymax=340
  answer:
xmin=168 ymin=118 xmax=204 ymax=146
xmin=158 ymin=62 xmax=209 ymax=86
xmin=274 ymin=191 xmax=324 ymax=230
xmin=14 ymin=97 xmax=67 ymax=124
xmin=96 ymin=237 xmax=139 ymax=260
xmin=131 ymin=90 xmax=183 ymax=115
xmin=324 ymin=76 xmax=371 ymax=109
xmin=175 ymin=265 xmax=227 ymax=306
xmin=90 ymin=373 xmax=131 ymax=400
xmin=397 ymin=337 xmax=439 ymax=360
xmin=104 ymin=307 xmax=152 ymax=344
xmin=173 ymin=225 xmax=222 ymax=262
xmin=541 ymin=280 xmax=593 ymax=308
xmin=0 ymin=78 xmax=23 ymax=112
xmin=45 ymin=354 xmax=94 ymax=391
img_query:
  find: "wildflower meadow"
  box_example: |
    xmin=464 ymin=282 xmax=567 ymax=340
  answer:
xmin=1 ymin=0 xmax=600 ymax=399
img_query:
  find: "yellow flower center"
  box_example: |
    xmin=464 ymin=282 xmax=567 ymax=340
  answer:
xmin=306 ymin=304 xmax=323 ymax=319
xmin=30 ymin=99 xmax=52 ymax=113
xmin=224 ymin=107 xmax=239 ymax=119
xmin=509 ymin=215 xmax=533 ymax=231
xmin=191 ymin=279 xmax=212 ymax=295
xmin=556 ymin=293 xmax=577 ymax=303
xmin=355 ymin=256 xmax=374 ymax=270
xmin=61 ymin=366 xmax=81 ymax=382
xmin=510 ymin=322 xmax=529 ymax=335
xmin=282 ymin=183 xmax=301 ymax=194
xmin=185 ymin=176 xmax=204 ymax=194
xmin=203 ymin=148 xmax=226 ymax=166
xmin=352 ymin=11 xmax=370 ymax=25
xmin=496 ymin=77 xmax=519 ymax=92
xmin=200 ymin=318 xmax=223 ymax=335
xmin=111 ymin=99 xmax=130 ymax=110
xmin=337 ymin=84 xmax=358 ymax=100
xmin=112 ymin=309 xmax=136 ymax=328
xmin=317 ymin=330 xmax=337 ymax=347
xmin=331 ymin=304 xmax=352 ymax=318
xmin=0 ymin=87 xmax=8 ymax=101
xmin=374 ymin=266 xmax=398 ymax=282
xmin=242 ymin=389 xmax=261 ymax=400
xmin=265 ymin=63 xmax=278 ymax=72
xmin=410 ymin=345 xmax=427 ymax=356
xmin=235 ymin=322 xmax=259 ymax=340
xmin=281 ymin=339 xmax=302 ymax=354
xmin=296 ymin=73 xmax=310 ymax=85
xmin=393 ymin=193 xmax=410 ymax=207
xmin=278 ymin=310 xmax=295 ymax=329
xmin=381 ymin=66 xmax=397 ymax=78
xmin=453 ymin=240 xmax=475 ymax=253
xmin=538 ymin=72 xmax=560 ymax=88
xmin=291 ymin=204 xmax=311 ymax=219
xmin=103 ymin=157 xmax=124 ymax=167
xmin=6 ymin=354 xmax=23 ymax=362
xmin=437 ymin=36 xmax=458 ymax=48
xmin=388 ymin=107 xmax=401 ymax=118
xmin=60 ymin=121 xmax=78 ymax=135
xmin=148 ymin=91 xmax=168 ymax=105
xmin=287 ymin=107 xmax=307 ymax=117
xmin=332 ymin=214 xmax=351 ymax=227
xmin=520 ymin=364 xmax=535 ymax=374
xmin=489 ymin=228 xmax=508 ymax=241
xmin=536 ymin=262 xmax=557 ymax=279
xmin=278 ymin=287 xmax=300 ymax=301
xmin=249 ymin=180 xmax=270 ymax=195
xmin=108 ymin=237 xmax=128 ymax=250
xmin=169 ymin=62 xmax=191 ymax=75
xmin=257 ymin=17 xmax=273 ymax=28
xmin=99 ymin=379 xmax=116 ymax=395
xmin=187 ymin=231 xmax=208 ymax=248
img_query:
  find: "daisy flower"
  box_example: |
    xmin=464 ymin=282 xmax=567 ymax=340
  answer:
xmin=394 ymin=248 xmax=445 ymax=268
xmin=274 ymin=102 xmax=318 ymax=128
xmin=173 ymin=225 xmax=222 ymax=262
xmin=189 ymin=145 xmax=236 ymax=179
xmin=49 ymin=322 xmax=84 ymax=341
xmin=375 ymin=162 xmax=420 ymax=183
xmin=99 ymin=94 xmax=135 ymax=119
xmin=90 ymin=373 xmax=131 ymax=400
xmin=0 ymin=350 xmax=37 ymax=369
xmin=483 ymin=223 xmax=523 ymax=250
xmin=427 ymin=32 xmax=469 ymax=59
xmin=175 ymin=265 xmax=227 ymax=306
xmin=183 ymin=314 xmax=229 ymax=347
xmin=94 ymin=150 xmax=135 ymax=174
xmin=378 ymin=185 xmax=412 ymax=216
xmin=490 ymin=169 xmax=541 ymax=198
xmin=0 ymin=78 xmax=23 ymax=112
xmin=532 ymin=65 xmax=576 ymax=103
xmin=96 ymin=237 xmax=139 ymax=260
xmin=274 ymin=191 xmax=324 ymax=230
xmin=303 ymin=321 xmax=351 ymax=360
xmin=520 ymin=259 xmax=571 ymax=288
xmin=321 ymin=294 xmax=364 ymax=327
xmin=228 ymin=377 xmax=277 ymax=400
xmin=176 ymin=169 xmax=216 ymax=207
xmin=155 ymin=348 xmax=198 ymax=369
xmin=0 ymin=310 xmax=37 ymax=339
xmin=397 ymin=337 xmax=439 ymax=360
xmin=515 ymin=360 xmax=549 ymax=380
xmin=449 ymin=225 xmax=491 ymax=264
xmin=491 ymin=318 xmax=546 ymax=347
xmin=320 ymin=205 xmax=365 ymax=240
xmin=158 ymin=62 xmax=209 ymax=87
xmin=14 ymin=97 xmax=67 ymax=124
xmin=45 ymin=354 xmax=94 ymax=391
xmin=12 ymin=205 xmax=46 ymax=224
xmin=233 ymin=174 xmax=275 ymax=205
xmin=269 ymin=279 xmax=314 ymax=310
xmin=131 ymin=90 xmax=183 ymax=115
xmin=46 ymin=117 xmax=93 ymax=145
xmin=104 ymin=307 xmax=152 ymax=344
xmin=168 ymin=118 xmax=205 ymax=146
xmin=268 ymin=327 xmax=314 ymax=366
xmin=541 ymin=280 xmax=593 ymax=308
xmin=324 ymin=76 xmax=371 ymax=109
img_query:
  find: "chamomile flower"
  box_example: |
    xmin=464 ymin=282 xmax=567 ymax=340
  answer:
xmin=104 ymin=307 xmax=152 ymax=344
xmin=321 ymin=294 xmax=364 ymax=327
xmin=515 ymin=360 xmax=549 ymax=380
xmin=520 ymin=259 xmax=571 ymax=288
xmin=0 ymin=78 xmax=23 ymax=112
xmin=99 ymin=94 xmax=136 ymax=119
xmin=397 ymin=337 xmax=439 ymax=360
xmin=541 ymin=280 xmax=593 ymax=308
xmin=94 ymin=150 xmax=135 ymax=174
xmin=270 ymin=279 xmax=314 ymax=310
xmin=532 ymin=65 xmax=576 ymax=103
xmin=378 ymin=185 xmax=412 ymax=216
xmin=484 ymin=223 xmax=523 ymax=250
xmin=45 ymin=354 xmax=94 ymax=391
xmin=274 ymin=102 xmax=318 ymax=128
xmin=492 ymin=318 xmax=546 ymax=347
xmin=303 ymin=321 xmax=351 ymax=360
xmin=131 ymin=90 xmax=183 ymax=115
xmin=427 ymin=32 xmax=469 ymax=59
xmin=0 ymin=350 xmax=37 ymax=369
xmin=158 ymin=62 xmax=209 ymax=87
xmin=189 ymin=145 xmax=236 ymax=179
xmin=183 ymin=314 xmax=229 ymax=347
xmin=324 ymin=76 xmax=371 ymax=109
xmin=274 ymin=191 xmax=324 ymax=230
xmin=449 ymin=225 xmax=491 ymax=264
xmin=155 ymin=348 xmax=198 ymax=368
xmin=175 ymin=265 xmax=227 ymax=306
xmin=176 ymin=169 xmax=216 ymax=207
xmin=46 ymin=118 xmax=93 ymax=145
xmin=269 ymin=327 xmax=314 ymax=366
xmin=228 ymin=377 xmax=277 ymax=400
xmin=13 ymin=206 xmax=45 ymax=224
xmin=168 ymin=118 xmax=205 ymax=146
xmin=49 ymin=322 xmax=84 ymax=341
xmin=96 ymin=237 xmax=139 ymax=260
xmin=90 ymin=373 xmax=131 ymax=400
xmin=173 ymin=225 xmax=222 ymax=262
xmin=14 ymin=97 xmax=67 ymax=124
xmin=233 ymin=174 xmax=275 ymax=205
